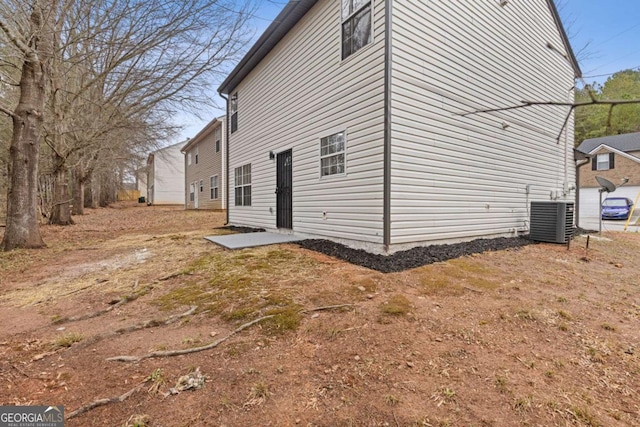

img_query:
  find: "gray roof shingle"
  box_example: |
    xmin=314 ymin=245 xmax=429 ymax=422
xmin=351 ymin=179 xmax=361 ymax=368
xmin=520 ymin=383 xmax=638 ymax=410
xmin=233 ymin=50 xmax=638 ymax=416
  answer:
xmin=576 ymin=132 xmax=640 ymax=154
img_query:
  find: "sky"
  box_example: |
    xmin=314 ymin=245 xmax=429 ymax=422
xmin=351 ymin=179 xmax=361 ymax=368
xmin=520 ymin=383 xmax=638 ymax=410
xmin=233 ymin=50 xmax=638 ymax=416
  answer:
xmin=175 ymin=1 xmax=285 ymax=143
xmin=175 ymin=0 xmax=640 ymax=143
xmin=559 ymin=0 xmax=640 ymax=84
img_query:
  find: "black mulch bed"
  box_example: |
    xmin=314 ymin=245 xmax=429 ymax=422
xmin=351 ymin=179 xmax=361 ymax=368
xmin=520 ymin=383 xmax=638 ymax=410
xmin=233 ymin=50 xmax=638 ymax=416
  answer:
xmin=297 ymin=236 xmax=533 ymax=273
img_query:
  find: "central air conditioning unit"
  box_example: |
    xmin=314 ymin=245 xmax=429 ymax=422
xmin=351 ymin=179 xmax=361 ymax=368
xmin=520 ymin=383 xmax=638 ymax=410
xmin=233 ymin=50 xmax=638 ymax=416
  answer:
xmin=529 ymin=201 xmax=574 ymax=243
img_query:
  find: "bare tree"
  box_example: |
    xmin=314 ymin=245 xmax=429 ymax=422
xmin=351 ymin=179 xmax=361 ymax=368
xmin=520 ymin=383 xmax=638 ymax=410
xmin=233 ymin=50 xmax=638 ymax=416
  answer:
xmin=45 ymin=0 xmax=253 ymax=225
xmin=0 ymin=0 xmax=58 ymax=250
xmin=0 ymin=0 xmax=255 ymax=249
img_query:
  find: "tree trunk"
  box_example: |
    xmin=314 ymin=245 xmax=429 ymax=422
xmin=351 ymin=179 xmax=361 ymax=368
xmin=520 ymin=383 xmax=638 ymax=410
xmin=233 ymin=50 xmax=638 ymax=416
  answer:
xmin=1 ymin=7 xmax=52 ymax=250
xmin=72 ymin=167 xmax=85 ymax=215
xmin=88 ymin=173 xmax=99 ymax=208
xmin=49 ymin=165 xmax=74 ymax=225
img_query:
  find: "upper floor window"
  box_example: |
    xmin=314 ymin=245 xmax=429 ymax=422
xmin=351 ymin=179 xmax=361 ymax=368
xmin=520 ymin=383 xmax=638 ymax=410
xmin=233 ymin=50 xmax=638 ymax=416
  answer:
xmin=187 ymin=152 xmax=192 ymax=166
xmin=593 ymin=153 xmax=614 ymax=171
xmin=195 ymin=146 xmax=199 ymax=164
xmin=215 ymin=126 xmax=222 ymax=152
xmin=234 ymin=164 xmax=251 ymax=206
xmin=342 ymin=0 xmax=372 ymax=60
xmin=230 ymin=93 xmax=238 ymax=133
xmin=320 ymin=132 xmax=346 ymax=176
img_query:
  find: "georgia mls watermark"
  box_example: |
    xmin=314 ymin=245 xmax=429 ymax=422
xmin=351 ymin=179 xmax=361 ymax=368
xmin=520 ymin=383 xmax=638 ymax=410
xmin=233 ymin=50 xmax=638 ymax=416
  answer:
xmin=0 ymin=406 xmax=64 ymax=427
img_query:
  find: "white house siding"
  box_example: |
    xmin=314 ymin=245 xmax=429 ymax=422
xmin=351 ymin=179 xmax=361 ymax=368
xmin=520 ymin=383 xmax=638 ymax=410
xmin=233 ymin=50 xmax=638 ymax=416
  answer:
xmin=227 ymin=0 xmax=387 ymax=244
xmin=148 ymin=143 xmax=185 ymax=205
xmin=184 ymin=118 xmax=226 ymax=210
xmin=389 ymin=0 xmax=576 ymax=246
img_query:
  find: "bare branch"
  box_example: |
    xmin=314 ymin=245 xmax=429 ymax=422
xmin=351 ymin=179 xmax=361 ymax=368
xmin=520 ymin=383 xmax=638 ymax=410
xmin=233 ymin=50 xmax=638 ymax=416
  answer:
xmin=555 ymin=106 xmax=576 ymax=143
xmin=0 ymin=103 xmax=19 ymax=120
xmin=460 ymin=98 xmax=640 ymax=117
xmin=0 ymin=17 xmax=31 ymax=56
xmin=605 ymin=104 xmax=615 ymax=131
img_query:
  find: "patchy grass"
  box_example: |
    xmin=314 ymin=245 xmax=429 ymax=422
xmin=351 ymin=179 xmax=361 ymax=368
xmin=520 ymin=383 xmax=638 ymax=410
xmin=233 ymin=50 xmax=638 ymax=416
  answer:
xmin=146 ymin=369 xmax=165 ymax=394
xmin=514 ymin=309 xmax=537 ymax=321
xmin=4 ymin=205 xmax=640 ymax=427
xmin=601 ymin=323 xmax=616 ymax=331
xmin=123 ymin=414 xmax=150 ymax=427
xmin=415 ymin=258 xmax=502 ymax=296
xmin=571 ymin=406 xmax=601 ymax=426
xmin=385 ymin=394 xmax=400 ymax=406
xmin=557 ymin=309 xmax=572 ymax=320
xmin=380 ymin=294 xmax=411 ymax=316
xmin=154 ymin=248 xmax=315 ymax=328
xmin=495 ymin=376 xmax=508 ymax=393
xmin=244 ymin=381 xmax=271 ymax=407
xmin=53 ymin=332 xmax=84 ymax=348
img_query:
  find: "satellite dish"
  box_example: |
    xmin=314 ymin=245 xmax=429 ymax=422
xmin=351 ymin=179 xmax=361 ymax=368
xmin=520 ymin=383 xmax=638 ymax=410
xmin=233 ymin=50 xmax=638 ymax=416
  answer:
xmin=595 ymin=176 xmax=616 ymax=193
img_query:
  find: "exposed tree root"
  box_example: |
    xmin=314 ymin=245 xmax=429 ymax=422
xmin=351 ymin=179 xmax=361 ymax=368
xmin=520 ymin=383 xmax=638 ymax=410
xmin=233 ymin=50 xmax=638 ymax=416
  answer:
xmin=79 ymin=306 xmax=197 ymax=348
xmin=54 ymin=286 xmax=152 ymax=324
xmin=299 ymin=304 xmax=354 ymax=313
xmin=107 ymin=315 xmax=275 ymax=363
xmin=158 ymin=271 xmax=190 ymax=281
xmin=67 ymin=380 xmax=148 ymax=419
xmin=74 ymin=305 xmax=355 ymax=417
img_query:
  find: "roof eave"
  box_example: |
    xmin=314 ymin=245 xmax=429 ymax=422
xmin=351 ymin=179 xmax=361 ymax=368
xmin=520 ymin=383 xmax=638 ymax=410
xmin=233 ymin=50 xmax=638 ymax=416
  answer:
xmin=546 ymin=0 xmax=582 ymax=78
xmin=586 ymin=144 xmax=640 ymax=163
xmin=218 ymin=0 xmax=319 ymax=95
xmin=181 ymin=117 xmax=222 ymax=152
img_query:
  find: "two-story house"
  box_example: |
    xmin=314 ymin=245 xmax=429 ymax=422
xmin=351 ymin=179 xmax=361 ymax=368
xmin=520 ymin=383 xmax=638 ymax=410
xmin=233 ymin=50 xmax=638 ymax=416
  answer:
xmin=182 ymin=117 xmax=227 ymax=210
xmin=576 ymin=132 xmax=640 ymax=220
xmin=218 ymin=0 xmax=580 ymax=253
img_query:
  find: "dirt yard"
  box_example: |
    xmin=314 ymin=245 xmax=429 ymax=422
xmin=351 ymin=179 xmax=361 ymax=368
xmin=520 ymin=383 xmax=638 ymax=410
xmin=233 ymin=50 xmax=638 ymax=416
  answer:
xmin=0 ymin=203 xmax=639 ymax=426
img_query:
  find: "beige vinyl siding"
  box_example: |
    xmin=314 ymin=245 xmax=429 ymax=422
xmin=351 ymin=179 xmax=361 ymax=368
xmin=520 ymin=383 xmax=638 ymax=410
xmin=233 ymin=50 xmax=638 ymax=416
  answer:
xmin=184 ymin=119 xmax=225 ymax=210
xmin=389 ymin=0 xmax=576 ymax=245
xmin=228 ymin=0 xmax=386 ymax=243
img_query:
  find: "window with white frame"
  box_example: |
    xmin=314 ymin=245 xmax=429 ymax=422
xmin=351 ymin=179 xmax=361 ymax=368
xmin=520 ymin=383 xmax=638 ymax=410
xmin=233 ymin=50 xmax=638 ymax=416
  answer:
xmin=210 ymin=175 xmax=219 ymax=199
xmin=199 ymin=179 xmax=203 ymax=192
xmin=234 ymin=164 xmax=251 ymax=206
xmin=341 ymin=0 xmax=372 ymax=60
xmin=189 ymin=182 xmax=195 ymax=202
xmin=188 ymin=152 xmax=192 ymax=166
xmin=320 ymin=132 xmax=346 ymax=176
xmin=215 ymin=127 xmax=221 ymax=153
xmin=594 ymin=153 xmax=614 ymax=171
xmin=230 ymin=93 xmax=238 ymax=133
xmin=195 ymin=147 xmax=199 ymax=164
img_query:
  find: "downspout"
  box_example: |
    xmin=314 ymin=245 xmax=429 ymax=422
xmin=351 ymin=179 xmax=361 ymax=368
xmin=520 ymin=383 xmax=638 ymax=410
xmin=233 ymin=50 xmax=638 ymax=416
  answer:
xmin=220 ymin=92 xmax=230 ymax=225
xmin=183 ymin=149 xmax=188 ymax=209
xmin=383 ymin=0 xmax=393 ymax=251
xmin=574 ymin=153 xmax=591 ymax=229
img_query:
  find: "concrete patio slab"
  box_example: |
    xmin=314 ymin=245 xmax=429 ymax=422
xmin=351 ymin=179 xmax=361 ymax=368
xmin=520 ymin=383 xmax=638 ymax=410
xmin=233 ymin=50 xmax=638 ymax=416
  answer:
xmin=205 ymin=232 xmax=304 ymax=249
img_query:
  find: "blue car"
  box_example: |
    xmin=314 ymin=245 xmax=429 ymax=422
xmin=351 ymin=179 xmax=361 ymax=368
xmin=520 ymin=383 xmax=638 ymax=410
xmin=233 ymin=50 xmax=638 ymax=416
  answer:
xmin=602 ymin=197 xmax=635 ymax=220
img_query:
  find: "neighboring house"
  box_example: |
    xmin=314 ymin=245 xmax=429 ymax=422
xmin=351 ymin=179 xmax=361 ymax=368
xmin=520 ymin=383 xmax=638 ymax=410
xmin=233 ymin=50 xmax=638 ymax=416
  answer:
xmin=575 ymin=132 xmax=640 ymax=220
xmin=218 ymin=0 xmax=581 ymax=253
xmin=181 ymin=117 xmax=226 ymax=210
xmin=146 ymin=142 xmax=186 ymax=205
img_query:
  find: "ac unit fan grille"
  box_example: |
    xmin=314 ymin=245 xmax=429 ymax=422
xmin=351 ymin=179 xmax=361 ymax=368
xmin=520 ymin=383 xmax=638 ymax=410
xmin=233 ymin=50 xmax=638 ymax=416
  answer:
xmin=530 ymin=201 xmax=574 ymax=243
